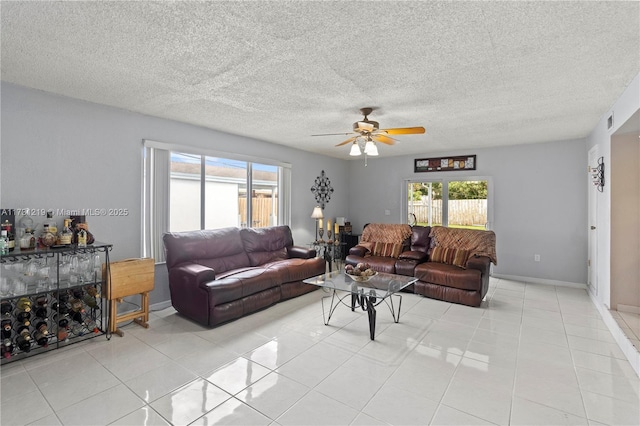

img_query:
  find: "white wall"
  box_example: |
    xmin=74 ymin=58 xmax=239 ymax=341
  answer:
xmin=587 ymin=72 xmax=640 ymax=308
xmin=346 ymin=139 xmax=588 ymax=285
xmin=0 ymin=82 xmax=349 ymax=305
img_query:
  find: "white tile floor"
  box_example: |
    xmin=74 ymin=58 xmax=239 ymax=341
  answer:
xmin=2 ymin=277 xmax=639 ymax=426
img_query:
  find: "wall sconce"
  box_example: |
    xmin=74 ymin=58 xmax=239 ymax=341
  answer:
xmin=590 ymin=157 xmax=604 ymax=192
xmin=310 ymin=206 xmax=324 ymax=243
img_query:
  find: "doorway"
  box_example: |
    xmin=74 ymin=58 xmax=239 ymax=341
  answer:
xmin=587 ymin=146 xmax=599 ymax=296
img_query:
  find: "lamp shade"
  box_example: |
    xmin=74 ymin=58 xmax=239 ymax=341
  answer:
xmin=349 ymin=142 xmax=361 ymax=156
xmin=364 ymin=140 xmax=378 ymax=156
xmin=311 ymin=206 xmax=324 ymax=219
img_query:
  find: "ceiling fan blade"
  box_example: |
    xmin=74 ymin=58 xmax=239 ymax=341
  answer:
xmin=371 ymin=134 xmax=395 ymax=145
xmin=380 ymin=127 xmax=425 ymax=135
xmin=335 ymin=136 xmax=358 ymax=147
xmin=312 ymin=132 xmax=355 ymax=137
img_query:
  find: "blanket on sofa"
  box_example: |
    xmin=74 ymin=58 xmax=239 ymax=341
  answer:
xmin=429 ymin=226 xmax=497 ymax=265
xmin=360 ymin=223 xmax=412 ymax=244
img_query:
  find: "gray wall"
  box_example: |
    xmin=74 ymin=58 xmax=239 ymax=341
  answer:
xmin=1 ymin=82 xmax=592 ymax=307
xmin=0 ymin=83 xmax=349 ymax=306
xmin=346 ymin=139 xmax=588 ymax=284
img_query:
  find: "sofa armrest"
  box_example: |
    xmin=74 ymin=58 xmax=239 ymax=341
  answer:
xmin=398 ymin=250 xmax=428 ymax=263
xmin=170 ymin=263 xmax=216 ymax=289
xmin=288 ymin=245 xmax=316 ymax=259
xmin=349 ymin=245 xmax=368 ymax=257
xmin=466 ymin=255 xmax=491 ymax=273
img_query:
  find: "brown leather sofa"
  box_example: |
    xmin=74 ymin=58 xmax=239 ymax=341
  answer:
xmin=346 ymin=224 xmax=496 ymax=307
xmin=163 ymin=225 xmax=325 ymax=326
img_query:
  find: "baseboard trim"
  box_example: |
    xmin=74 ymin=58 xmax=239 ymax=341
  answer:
xmin=618 ymin=304 xmax=640 ymax=315
xmin=588 ymin=290 xmax=640 ymax=378
xmin=150 ymin=300 xmax=172 ymax=312
xmin=491 ymin=273 xmax=587 ymax=289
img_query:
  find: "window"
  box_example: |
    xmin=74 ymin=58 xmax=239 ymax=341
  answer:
xmin=143 ymin=140 xmax=290 ymax=262
xmin=405 ymin=178 xmax=491 ymax=230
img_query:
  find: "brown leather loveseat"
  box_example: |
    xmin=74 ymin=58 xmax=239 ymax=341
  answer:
xmin=163 ymin=225 xmax=325 ymax=326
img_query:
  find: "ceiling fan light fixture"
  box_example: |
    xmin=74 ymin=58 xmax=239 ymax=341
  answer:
xmin=349 ymin=142 xmax=362 ymax=156
xmin=364 ymin=140 xmax=378 ymax=156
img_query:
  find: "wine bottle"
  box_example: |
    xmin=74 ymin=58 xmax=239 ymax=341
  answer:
xmin=16 ymin=311 xmax=31 ymax=327
xmin=69 ymin=298 xmax=84 ymax=314
xmin=16 ymin=297 xmax=31 ymax=312
xmin=32 ymin=323 xmax=49 ymax=347
xmin=85 ymin=286 xmax=99 ymax=298
xmin=17 ymin=325 xmax=31 ymax=339
xmin=54 ymin=291 xmax=69 ymax=303
xmin=54 ymin=314 xmax=70 ymax=341
xmin=1 ymin=300 xmax=12 ymax=316
xmin=56 ymin=325 xmax=69 ymax=342
xmin=35 ymin=295 xmax=48 ymax=307
xmin=83 ymin=316 xmax=99 ymax=334
xmin=72 ymin=288 xmax=84 ymax=299
xmin=1 ymin=319 xmax=12 ymax=339
xmin=77 ymin=229 xmax=87 ymax=248
xmin=69 ymin=314 xmax=84 ymax=336
xmin=15 ymin=332 xmax=31 ymax=352
xmin=2 ymin=338 xmax=13 ymax=358
xmin=34 ymin=321 xmax=49 ymax=336
xmin=34 ymin=306 xmax=48 ymax=320
xmin=83 ymin=294 xmax=99 ymax=309
xmin=51 ymin=301 xmax=70 ymax=315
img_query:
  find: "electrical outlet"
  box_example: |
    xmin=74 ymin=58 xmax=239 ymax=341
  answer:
xmin=534 ymin=254 xmax=540 ymax=262
xmin=384 ymin=210 xmax=391 ymax=216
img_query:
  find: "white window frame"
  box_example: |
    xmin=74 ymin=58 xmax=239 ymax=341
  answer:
xmin=401 ymin=176 xmax=494 ymax=230
xmin=142 ymin=139 xmax=291 ymax=262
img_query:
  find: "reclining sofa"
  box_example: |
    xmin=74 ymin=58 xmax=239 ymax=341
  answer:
xmin=163 ymin=225 xmax=325 ymax=326
xmin=346 ymin=224 xmax=497 ymax=307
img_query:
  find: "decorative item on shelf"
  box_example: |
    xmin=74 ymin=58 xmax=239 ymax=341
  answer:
xmin=310 ymin=170 xmax=334 ymax=209
xmin=333 ymin=221 xmax=340 ymax=245
xmin=326 ymin=219 xmax=333 ymax=245
xmin=311 ymin=206 xmax=323 ymax=243
xmin=590 ymin=156 xmax=605 ymax=192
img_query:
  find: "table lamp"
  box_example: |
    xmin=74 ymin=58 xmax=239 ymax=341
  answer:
xmin=311 ymin=206 xmax=323 ymax=243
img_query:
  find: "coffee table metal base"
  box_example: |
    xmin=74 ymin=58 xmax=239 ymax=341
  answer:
xmin=321 ymin=289 xmax=403 ymax=340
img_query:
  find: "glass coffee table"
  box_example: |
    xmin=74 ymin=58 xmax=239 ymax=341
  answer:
xmin=303 ymin=270 xmax=418 ymax=340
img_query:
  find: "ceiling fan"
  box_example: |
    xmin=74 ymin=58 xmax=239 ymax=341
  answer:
xmin=312 ymin=107 xmax=425 ymax=157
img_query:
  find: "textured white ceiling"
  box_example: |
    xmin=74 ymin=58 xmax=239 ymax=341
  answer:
xmin=2 ymin=1 xmax=639 ymax=159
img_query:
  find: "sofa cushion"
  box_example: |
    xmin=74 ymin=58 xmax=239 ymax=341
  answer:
xmin=410 ymin=226 xmax=431 ymax=253
xmin=163 ymin=227 xmax=250 ymax=272
xmin=414 ymin=262 xmax=482 ymax=291
xmin=264 ymin=257 xmax=325 ymax=283
xmin=209 ymin=268 xmax=280 ymax=304
xmin=371 ymin=241 xmax=403 ymax=258
xmin=430 ymin=247 xmax=470 ymax=268
xmin=240 ymin=226 xmax=294 ymax=266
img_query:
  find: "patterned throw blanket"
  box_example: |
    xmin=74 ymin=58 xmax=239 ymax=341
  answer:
xmin=429 ymin=226 xmax=497 ymax=265
xmin=360 ymin=223 xmax=412 ymax=244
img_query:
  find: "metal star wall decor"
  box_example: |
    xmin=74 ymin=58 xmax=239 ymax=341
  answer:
xmin=310 ymin=170 xmax=334 ymax=209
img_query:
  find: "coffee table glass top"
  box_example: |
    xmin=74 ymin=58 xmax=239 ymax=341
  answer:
xmin=303 ymin=270 xmax=418 ymax=298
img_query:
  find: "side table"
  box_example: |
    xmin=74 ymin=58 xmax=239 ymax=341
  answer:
xmin=309 ymin=241 xmax=346 ymax=272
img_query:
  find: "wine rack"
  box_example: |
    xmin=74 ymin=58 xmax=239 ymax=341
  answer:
xmin=0 ymin=242 xmax=112 ymax=364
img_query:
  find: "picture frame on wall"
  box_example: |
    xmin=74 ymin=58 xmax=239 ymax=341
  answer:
xmin=414 ymin=155 xmax=476 ymax=173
